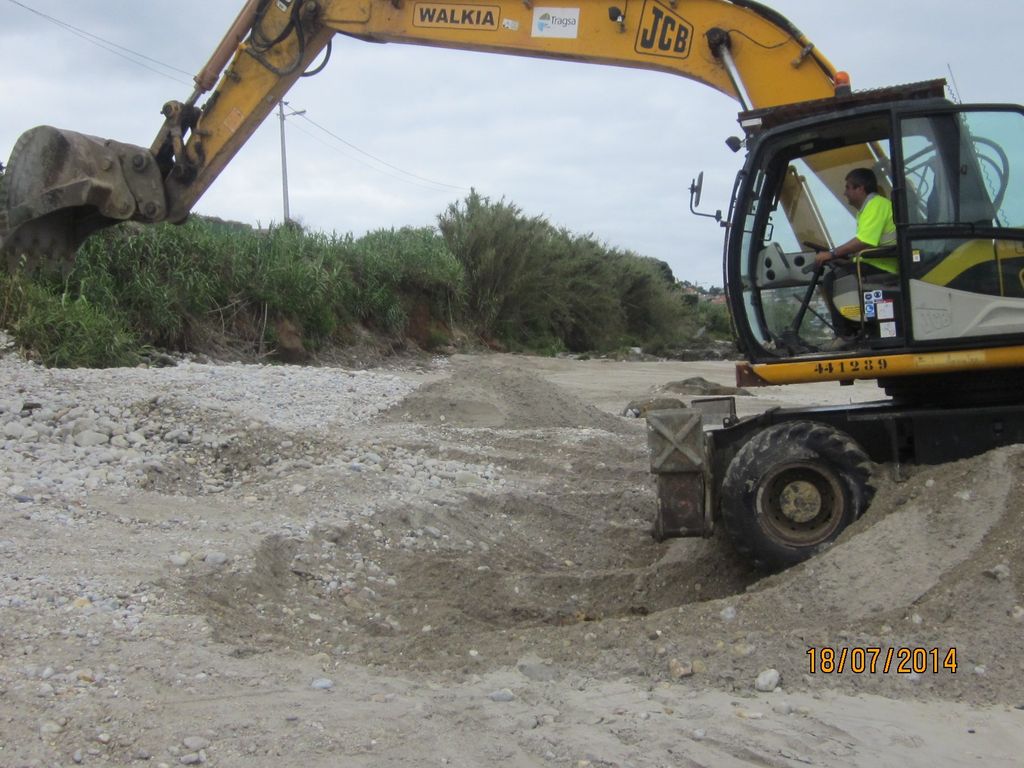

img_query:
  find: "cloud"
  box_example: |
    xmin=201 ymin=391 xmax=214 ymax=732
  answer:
xmin=3 ymin=0 xmax=1023 ymax=287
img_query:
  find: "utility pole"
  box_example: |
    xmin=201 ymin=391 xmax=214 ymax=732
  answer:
xmin=277 ymin=101 xmax=305 ymax=225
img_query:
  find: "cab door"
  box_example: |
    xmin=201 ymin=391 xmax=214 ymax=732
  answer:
xmin=897 ymin=108 xmax=1024 ymax=345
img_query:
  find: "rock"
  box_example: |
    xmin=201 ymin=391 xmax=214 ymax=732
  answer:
xmin=183 ymin=737 xmax=210 ymax=751
xmin=660 ymin=377 xmax=748 ymax=396
xmin=719 ymin=606 xmax=737 ymax=621
xmin=518 ymin=661 xmax=559 ymax=682
xmin=755 ymin=668 xmax=781 ymax=692
xmin=311 ymin=678 xmax=334 ymax=690
xmin=164 ymin=429 xmax=191 ymax=444
xmin=488 ymin=688 xmax=515 ymax=702
xmin=169 ymin=552 xmax=192 ymax=567
xmin=622 ymin=397 xmax=685 ymax=418
xmin=668 ymin=659 xmax=694 ymax=679
xmin=74 ymin=430 xmax=110 ymax=447
xmin=985 ymin=564 xmax=1011 ymax=582
xmin=454 ymin=470 xmax=478 ymax=485
xmin=203 ymin=552 xmax=229 ymax=567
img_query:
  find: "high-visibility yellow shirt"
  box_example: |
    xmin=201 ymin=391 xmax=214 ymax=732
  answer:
xmin=856 ymin=193 xmax=897 ymax=247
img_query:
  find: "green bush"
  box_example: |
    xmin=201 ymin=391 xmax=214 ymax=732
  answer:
xmin=438 ymin=190 xmax=553 ymax=342
xmin=1 ymin=275 xmax=140 ymax=368
xmin=51 ymin=218 xmax=466 ymax=357
xmin=439 ymin=191 xmax=702 ymax=354
xmin=1 ymin=197 xmax=728 ymax=366
xmin=696 ymin=300 xmax=734 ymax=339
xmin=349 ymin=227 xmax=461 ymax=332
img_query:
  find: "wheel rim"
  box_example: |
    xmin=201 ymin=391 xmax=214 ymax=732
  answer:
xmin=755 ymin=461 xmax=846 ymax=546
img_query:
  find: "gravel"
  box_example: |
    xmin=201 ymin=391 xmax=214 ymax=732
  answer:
xmin=3 ymin=341 xmax=1023 ymax=767
xmin=0 ymin=342 xmax=427 ymax=500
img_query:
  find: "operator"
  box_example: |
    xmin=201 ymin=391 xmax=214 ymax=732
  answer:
xmin=815 ymin=167 xmax=896 ymax=267
xmin=813 ymin=167 xmax=897 ymax=337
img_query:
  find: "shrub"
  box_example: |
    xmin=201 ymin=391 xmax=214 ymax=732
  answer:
xmin=438 ymin=190 xmax=553 ymax=342
xmin=1 ymin=275 xmax=140 ymax=368
xmin=2 ymin=198 xmax=724 ymax=365
xmin=349 ymin=227 xmax=461 ymax=332
xmin=438 ymin=190 xmax=708 ymax=354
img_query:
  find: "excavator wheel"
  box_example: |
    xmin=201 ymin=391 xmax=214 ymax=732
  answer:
xmin=719 ymin=421 xmax=875 ymax=571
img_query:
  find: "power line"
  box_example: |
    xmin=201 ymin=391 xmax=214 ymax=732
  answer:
xmin=286 ymin=118 xmax=465 ymax=193
xmin=6 ymin=0 xmax=193 ymax=85
xmin=295 ymin=113 xmax=468 ymax=191
xmin=6 ymin=0 xmax=468 ymax=193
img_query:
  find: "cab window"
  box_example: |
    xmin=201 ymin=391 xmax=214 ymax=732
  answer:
xmin=902 ymin=109 xmax=1024 ymax=342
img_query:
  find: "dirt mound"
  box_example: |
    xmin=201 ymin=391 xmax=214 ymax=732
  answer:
xmin=382 ymin=355 xmax=629 ymax=432
xmin=657 ymin=376 xmax=749 ymax=396
xmin=641 ymin=446 xmax=1024 ymax=704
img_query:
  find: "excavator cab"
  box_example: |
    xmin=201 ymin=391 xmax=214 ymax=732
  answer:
xmin=644 ymin=84 xmax=1024 ymax=569
xmin=727 ymin=84 xmax=1024 ymax=391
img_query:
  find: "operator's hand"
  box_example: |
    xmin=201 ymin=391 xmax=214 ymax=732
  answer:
xmin=815 ymin=250 xmax=832 ymax=266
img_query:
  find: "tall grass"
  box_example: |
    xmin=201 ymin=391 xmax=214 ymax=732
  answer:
xmin=0 ymin=274 xmax=140 ymax=368
xmin=348 ymin=226 xmax=462 ymax=332
xmin=2 ymin=195 xmax=729 ymax=367
xmin=70 ymin=220 xmax=358 ymax=351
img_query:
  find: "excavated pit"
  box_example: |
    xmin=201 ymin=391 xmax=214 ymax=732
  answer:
xmin=180 ymin=356 xmax=1024 ymax=703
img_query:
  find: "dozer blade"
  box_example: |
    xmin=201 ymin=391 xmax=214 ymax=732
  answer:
xmin=1 ymin=126 xmax=167 ymax=272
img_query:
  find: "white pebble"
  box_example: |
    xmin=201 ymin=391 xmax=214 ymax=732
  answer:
xmin=755 ymin=668 xmax=781 ymax=692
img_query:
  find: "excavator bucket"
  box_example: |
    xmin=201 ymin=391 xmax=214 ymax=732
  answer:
xmin=0 ymin=126 xmax=166 ymax=272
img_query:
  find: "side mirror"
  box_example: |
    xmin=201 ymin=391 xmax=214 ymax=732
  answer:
xmin=689 ymin=171 xmax=704 ymax=208
xmin=689 ymin=171 xmax=723 ymax=225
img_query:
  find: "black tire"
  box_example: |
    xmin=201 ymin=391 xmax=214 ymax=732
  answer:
xmin=720 ymin=421 xmax=875 ymax=571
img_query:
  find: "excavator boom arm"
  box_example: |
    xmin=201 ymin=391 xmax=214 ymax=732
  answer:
xmin=1 ymin=0 xmax=840 ymax=265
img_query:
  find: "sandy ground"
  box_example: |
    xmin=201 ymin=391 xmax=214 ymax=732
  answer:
xmin=1 ymin=352 xmax=1022 ymax=767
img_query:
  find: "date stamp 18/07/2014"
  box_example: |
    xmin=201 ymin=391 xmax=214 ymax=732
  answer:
xmin=807 ymin=646 xmax=958 ymax=674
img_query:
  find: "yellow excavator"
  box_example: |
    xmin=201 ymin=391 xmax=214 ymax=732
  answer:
xmin=3 ymin=0 xmax=1023 ymax=569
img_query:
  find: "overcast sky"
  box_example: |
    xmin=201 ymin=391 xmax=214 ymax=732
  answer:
xmin=3 ymin=0 xmax=1023 ymax=286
